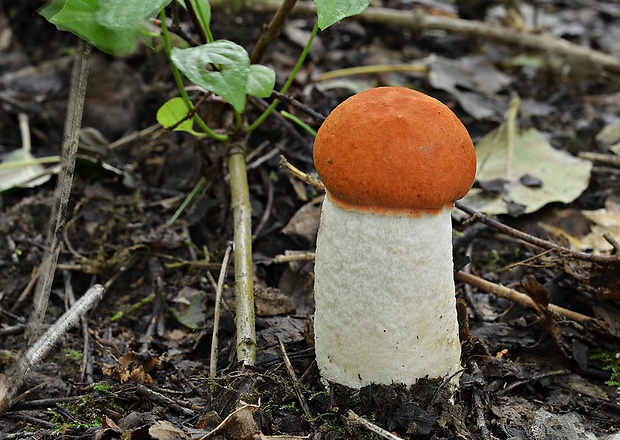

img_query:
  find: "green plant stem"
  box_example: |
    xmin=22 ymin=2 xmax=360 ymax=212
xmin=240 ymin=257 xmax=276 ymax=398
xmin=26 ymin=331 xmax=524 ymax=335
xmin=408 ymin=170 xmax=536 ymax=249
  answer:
xmin=166 ymin=176 xmax=206 ymax=226
xmin=280 ymin=110 xmax=316 ymax=136
xmin=228 ymin=146 xmax=256 ymax=366
xmin=159 ymin=10 xmax=227 ymax=142
xmin=0 ymin=156 xmax=60 ymax=171
xmin=247 ymin=20 xmax=318 ymax=133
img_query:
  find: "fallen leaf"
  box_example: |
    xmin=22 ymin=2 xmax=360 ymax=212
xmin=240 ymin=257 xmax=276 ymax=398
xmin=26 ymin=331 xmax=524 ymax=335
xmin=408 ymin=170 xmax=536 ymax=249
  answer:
xmin=281 ymin=201 xmax=321 ymax=243
xmin=428 ymin=55 xmax=510 ymax=120
xmin=171 ymin=287 xmax=207 ymax=330
xmin=149 ymin=420 xmax=189 ymax=440
xmin=461 ymin=98 xmax=592 ymax=216
xmin=200 ymin=402 xmax=260 ymax=440
xmin=255 ymin=287 xmax=296 ymax=316
xmin=0 ymin=149 xmax=54 ymax=191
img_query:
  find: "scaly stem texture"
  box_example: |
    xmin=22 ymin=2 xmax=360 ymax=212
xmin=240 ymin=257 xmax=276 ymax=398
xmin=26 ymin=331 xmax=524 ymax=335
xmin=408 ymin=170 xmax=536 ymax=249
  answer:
xmin=228 ymin=147 xmax=256 ymax=365
xmin=27 ymin=40 xmax=91 ymax=344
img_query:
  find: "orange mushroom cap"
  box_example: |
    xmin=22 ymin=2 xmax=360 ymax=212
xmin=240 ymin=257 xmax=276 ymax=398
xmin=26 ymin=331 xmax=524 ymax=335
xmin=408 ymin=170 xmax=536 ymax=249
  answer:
xmin=313 ymin=87 xmax=477 ymax=216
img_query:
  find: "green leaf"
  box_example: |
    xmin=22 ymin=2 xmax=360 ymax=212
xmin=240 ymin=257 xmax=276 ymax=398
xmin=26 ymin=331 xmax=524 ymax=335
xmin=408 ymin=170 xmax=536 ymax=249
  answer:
xmin=315 ymin=0 xmax=369 ymax=30
xmin=246 ymin=65 xmax=275 ymax=98
xmin=95 ymin=0 xmax=170 ymax=32
xmin=156 ymin=97 xmax=205 ymax=136
xmin=191 ymin=0 xmax=211 ymax=35
xmin=40 ymin=0 xmax=171 ymax=55
xmin=171 ymin=40 xmax=250 ymax=113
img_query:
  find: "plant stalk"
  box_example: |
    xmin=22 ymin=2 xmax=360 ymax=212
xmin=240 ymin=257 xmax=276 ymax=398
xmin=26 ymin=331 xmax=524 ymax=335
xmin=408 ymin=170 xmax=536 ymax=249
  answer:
xmin=228 ymin=146 xmax=256 ymax=366
xmin=27 ymin=40 xmax=91 ymax=344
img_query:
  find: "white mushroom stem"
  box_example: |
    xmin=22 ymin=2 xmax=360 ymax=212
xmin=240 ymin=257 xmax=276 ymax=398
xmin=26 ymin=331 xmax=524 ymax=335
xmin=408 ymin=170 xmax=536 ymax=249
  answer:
xmin=313 ymin=195 xmax=462 ymax=389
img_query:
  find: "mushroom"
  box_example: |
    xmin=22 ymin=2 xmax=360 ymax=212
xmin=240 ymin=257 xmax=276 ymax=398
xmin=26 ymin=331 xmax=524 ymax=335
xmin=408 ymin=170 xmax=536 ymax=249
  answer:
xmin=312 ymin=86 xmax=476 ymax=389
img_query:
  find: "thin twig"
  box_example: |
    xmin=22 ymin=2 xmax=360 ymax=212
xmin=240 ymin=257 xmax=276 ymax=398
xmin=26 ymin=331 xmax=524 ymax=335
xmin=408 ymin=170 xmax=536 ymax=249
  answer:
xmin=270 ymin=90 xmax=326 ymax=122
xmin=10 ymin=267 xmax=38 ymax=314
xmin=136 ymin=384 xmax=196 ymax=417
xmin=347 ymin=410 xmax=404 ymax=440
xmin=279 ymin=155 xmax=324 ymax=192
xmin=579 ymin=151 xmax=620 ymax=167
xmin=250 ymin=0 xmax=298 ymax=64
xmin=210 ymin=243 xmax=233 ymax=378
xmin=109 ymin=124 xmax=162 ymax=150
xmin=455 ymin=201 xmax=620 ymax=264
xmin=62 ymin=270 xmax=93 ymax=383
xmin=455 ymin=271 xmax=599 ymax=325
xmin=496 ymin=369 xmax=571 ymax=396
xmin=603 ymin=232 xmax=620 ymax=254
xmin=278 ymin=338 xmax=314 ymax=426
xmin=272 ymin=252 xmax=316 ymax=264
xmin=0 ymin=284 xmax=104 ymax=415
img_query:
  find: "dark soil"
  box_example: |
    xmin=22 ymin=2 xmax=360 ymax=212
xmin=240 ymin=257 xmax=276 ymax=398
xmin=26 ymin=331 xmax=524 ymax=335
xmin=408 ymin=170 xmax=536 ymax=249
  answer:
xmin=2 ymin=0 xmax=620 ymax=438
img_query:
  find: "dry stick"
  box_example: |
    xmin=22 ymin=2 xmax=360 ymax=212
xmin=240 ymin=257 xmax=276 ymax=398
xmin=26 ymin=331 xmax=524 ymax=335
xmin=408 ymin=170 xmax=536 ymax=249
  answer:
xmin=109 ymin=124 xmax=162 ymax=150
xmin=135 ymin=384 xmax=196 ymax=417
xmin=228 ymin=147 xmax=257 ymax=366
xmin=347 ymin=410 xmax=404 ymax=440
xmin=0 ymin=39 xmax=94 ymax=417
xmin=245 ymin=1 xmax=620 ymax=74
xmin=277 ymin=338 xmax=314 ymax=427
xmin=210 ymin=243 xmax=233 ymax=378
xmin=455 ymin=201 xmax=620 ymax=264
xmin=250 ymin=0 xmax=298 ymax=64
xmin=579 ymin=151 xmax=620 ymax=168
xmin=272 ymin=252 xmax=316 ymax=264
xmin=271 ymin=90 xmax=326 ymax=122
xmin=279 ymin=155 xmax=324 ymax=192
xmin=603 ymin=232 xmax=620 ymax=254
xmin=62 ymin=270 xmax=92 ymax=383
xmin=11 ymin=267 xmax=39 ymax=314
xmin=495 ymin=369 xmax=571 ymax=397
xmin=27 ymin=40 xmax=92 ymax=344
xmin=0 ymin=284 xmax=104 ymax=415
xmin=455 ymin=271 xmax=599 ymax=325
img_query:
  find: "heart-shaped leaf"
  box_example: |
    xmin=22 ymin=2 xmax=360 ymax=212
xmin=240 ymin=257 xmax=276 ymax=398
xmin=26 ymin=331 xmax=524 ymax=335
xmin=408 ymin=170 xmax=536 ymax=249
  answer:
xmin=171 ymin=40 xmax=250 ymax=113
xmin=315 ymin=0 xmax=369 ymax=30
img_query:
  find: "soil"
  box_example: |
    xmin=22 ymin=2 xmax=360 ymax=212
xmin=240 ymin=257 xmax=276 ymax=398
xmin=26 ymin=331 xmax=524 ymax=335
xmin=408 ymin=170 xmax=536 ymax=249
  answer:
xmin=1 ymin=0 xmax=620 ymax=439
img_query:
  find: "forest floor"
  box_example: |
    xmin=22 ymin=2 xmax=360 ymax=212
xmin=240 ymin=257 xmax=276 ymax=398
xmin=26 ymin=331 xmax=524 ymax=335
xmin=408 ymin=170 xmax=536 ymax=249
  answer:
xmin=1 ymin=0 xmax=620 ymax=438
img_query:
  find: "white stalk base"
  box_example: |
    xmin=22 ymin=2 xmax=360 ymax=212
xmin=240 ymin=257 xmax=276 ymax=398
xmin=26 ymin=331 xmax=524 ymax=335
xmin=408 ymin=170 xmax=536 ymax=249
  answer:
xmin=314 ymin=196 xmax=462 ymax=388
